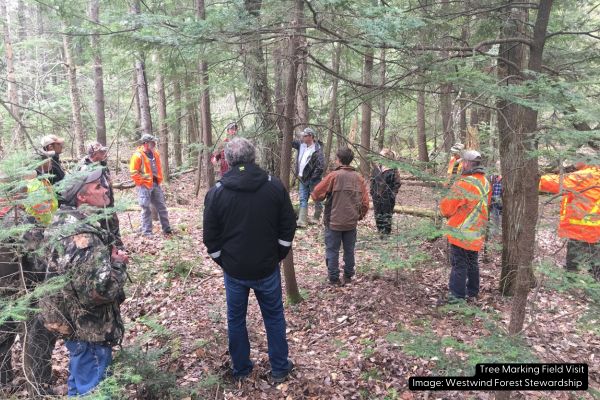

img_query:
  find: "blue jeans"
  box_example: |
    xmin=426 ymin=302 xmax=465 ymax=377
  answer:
xmin=325 ymin=228 xmax=357 ymax=281
xmin=298 ymin=178 xmax=322 ymax=210
xmin=448 ymin=244 xmax=480 ymax=299
xmin=223 ymin=267 xmax=289 ymax=378
xmin=65 ymin=340 xmax=112 ymax=396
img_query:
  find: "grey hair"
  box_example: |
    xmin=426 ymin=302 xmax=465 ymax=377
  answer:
xmin=225 ymin=137 xmax=256 ymax=167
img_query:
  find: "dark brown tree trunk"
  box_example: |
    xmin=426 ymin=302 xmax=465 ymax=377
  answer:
xmin=197 ymin=0 xmax=215 ymax=189
xmin=1 ymin=0 xmax=25 ymax=148
xmin=90 ymin=0 xmax=106 ymax=145
xmin=359 ymin=48 xmax=374 ymax=176
xmin=154 ymin=54 xmax=169 ymax=183
xmin=242 ymin=0 xmax=279 ymax=173
xmin=440 ymin=85 xmax=453 ymax=152
xmin=295 ymin=34 xmax=309 ymax=133
xmin=496 ymin=9 xmax=552 ymax=374
xmin=280 ymin=0 xmax=304 ymax=305
xmin=62 ymin=19 xmax=85 ymax=156
xmin=172 ymin=80 xmax=183 ymax=167
xmin=417 ymin=91 xmax=429 ymax=163
xmin=377 ymin=49 xmax=386 ymax=151
xmin=324 ymin=43 xmax=341 ymax=171
xmin=273 ymin=45 xmax=286 ymax=134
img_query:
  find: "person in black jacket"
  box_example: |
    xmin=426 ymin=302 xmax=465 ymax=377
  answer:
xmin=370 ymin=148 xmax=401 ymax=236
xmin=292 ymin=127 xmax=325 ymax=227
xmin=203 ymin=137 xmax=296 ymax=383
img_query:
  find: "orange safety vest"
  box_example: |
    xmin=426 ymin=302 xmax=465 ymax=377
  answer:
xmin=129 ymin=146 xmax=163 ymax=189
xmin=539 ymin=165 xmax=599 ymax=244
xmin=447 ymin=155 xmax=463 ymax=176
xmin=440 ymin=172 xmax=491 ymax=251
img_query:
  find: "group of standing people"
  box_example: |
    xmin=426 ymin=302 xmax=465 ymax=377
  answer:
xmin=1 ymin=135 xmax=131 ymax=396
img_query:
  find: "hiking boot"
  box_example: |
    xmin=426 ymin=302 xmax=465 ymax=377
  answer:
xmin=343 ymin=274 xmax=353 ymax=284
xmin=328 ymin=278 xmax=342 ymax=287
xmin=272 ymin=359 xmax=294 ymax=383
xmin=296 ymin=208 xmax=308 ymax=228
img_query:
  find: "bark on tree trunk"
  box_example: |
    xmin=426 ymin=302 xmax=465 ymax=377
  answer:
xmin=172 ymin=80 xmax=183 ymax=168
xmin=154 ymin=54 xmax=169 ymax=183
xmin=359 ymin=48 xmax=374 ymax=176
xmin=417 ymin=91 xmax=429 ymax=163
xmin=132 ymin=67 xmax=141 ymax=135
xmin=295 ymin=34 xmax=309 ymax=133
xmin=135 ymin=58 xmax=153 ymax=136
xmin=1 ymin=0 xmax=25 ymax=148
xmin=280 ymin=0 xmax=304 ymax=305
xmin=440 ymin=84 xmax=454 ymax=152
xmin=90 ymin=0 xmax=107 ymax=145
xmin=197 ymin=0 xmax=215 ymax=189
xmin=242 ymin=0 xmax=279 ymax=173
xmin=273 ymin=45 xmax=286 ymax=134
xmin=377 ymin=49 xmax=386 ymax=152
xmin=62 ymin=20 xmax=85 ymax=156
xmin=184 ymin=77 xmax=199 ymax=162
xmin=324 ymin=43 xmax=341 ymax=171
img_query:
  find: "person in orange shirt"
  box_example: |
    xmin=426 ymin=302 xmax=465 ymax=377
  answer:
xmin=439 ymin=150 xmax=491 ymax=303
xmin=539 ymin=156 xmax=599 ymax=279
xmin=129 ymin=134 xmax=172 ymax=237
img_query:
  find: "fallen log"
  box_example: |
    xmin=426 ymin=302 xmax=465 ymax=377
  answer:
xmin=113 ymin=181 xmax=135 ymax=190
xmin=393 ymin=205 xmax=440 ymax=219
xmin=401 ymin=180 xmax=444 ymax=188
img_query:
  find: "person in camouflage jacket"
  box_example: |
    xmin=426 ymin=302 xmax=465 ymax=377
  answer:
xmin=37 ymin=168 xmax=128 ymax=396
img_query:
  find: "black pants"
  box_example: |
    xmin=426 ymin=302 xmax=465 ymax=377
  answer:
xmin=566 ymin=239 xmax=600 ymax=280
xmin=448 ymin=244 xmax=480 ymax=299
xmin=373 ymin=198 xmax=395 ymax=234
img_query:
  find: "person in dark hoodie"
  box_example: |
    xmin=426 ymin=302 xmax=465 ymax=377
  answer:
xmin=203 ymin=137 xmax=296 ymax=383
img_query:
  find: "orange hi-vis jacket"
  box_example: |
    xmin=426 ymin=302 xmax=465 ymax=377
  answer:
xmin=440 ymin=171 xmax=491 ymax=251
xmin=539 ymin=165 xmax=599 ymax=244
xmin=447 ymin=155 xmax=463 ymax=177
xmin=129 ymin=146 xmax=163 ymax=189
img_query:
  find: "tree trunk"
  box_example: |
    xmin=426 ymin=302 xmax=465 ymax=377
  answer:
xmin=324 ymin=42 xmax=341 ymax=171
xmin=440 ymin=84 xmax=453 ymax=152
xmin=132 ymin=67 xmax=141 ymax=135
xmin=377 ymin=49 xmax=386 ymax=151
xmin=359 ymin=48 xmax=374 ymax=176
xmin=280 ymin=0 xmax=304 ymax=305
xmin=131 ymin=0 xmax=152 ymax=136
xmin=1 ymin=0 xmax=25 ymax=148
xmin=416 ymin=91 xmax=429 ymax=162
xmin=184 ymin=77 xmax=199 ymax=162
xmin=135 ymin=58 xmax=152 ymax=135
xmin=241 ymin=0 xmax=279 ymax=173
xmin=496 ymin=8 xmax=552 ymax=363
xmin=89 ymin=0 xmax=107 ymax=145
xmin=197 ymin=0 xmax=215 ymax=189
xmin=154 ymin=54 xmax=169 ymax=183
xmin=295 ymin=34 xmax=309 ymax=133
xmin=172 ymin=80 xmax=183 ymax=167
xmin=62 ymin=20 xmax=85 ymax=156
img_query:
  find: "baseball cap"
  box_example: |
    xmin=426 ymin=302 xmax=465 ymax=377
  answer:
xmin=226 ymin=122 xmax=238 ymax=131
xmin=450 ymin=143 xmax=465 ymax=153
xmin=141 ymin=134 xmax=157 ymax=143
xmin=60 ymin=169 xmax=104 ymax=206
xmin=87 ymin=142 xmax=108 ymax=156
xmin=462 ymin=150 xmax=482 ymax=162
xmin=302 ymin=127 xmax=315 ymax=137
xmin=40 ymin=134 xmax=65 ymax=148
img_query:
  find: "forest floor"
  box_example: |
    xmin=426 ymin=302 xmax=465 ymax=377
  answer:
xmin=7 ymin=168 xmax=600 ymax=399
